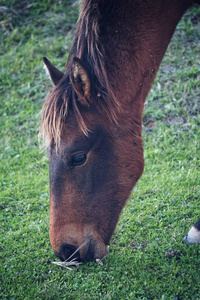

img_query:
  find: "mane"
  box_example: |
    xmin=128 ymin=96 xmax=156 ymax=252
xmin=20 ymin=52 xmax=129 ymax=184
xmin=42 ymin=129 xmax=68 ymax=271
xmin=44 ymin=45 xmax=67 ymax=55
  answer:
xmin=40 ymin=0 xmax=120 ymax=150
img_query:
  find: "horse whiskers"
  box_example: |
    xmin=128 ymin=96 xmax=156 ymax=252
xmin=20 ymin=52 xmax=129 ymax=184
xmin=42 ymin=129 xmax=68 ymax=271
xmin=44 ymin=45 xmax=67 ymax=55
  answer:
xmin=65 ymin=241 xmax=87 ymax=263
xmin=51 ymin=241 xmax=86 ymax=270
xmin=51 ymin=241 xmax=105 ymax=269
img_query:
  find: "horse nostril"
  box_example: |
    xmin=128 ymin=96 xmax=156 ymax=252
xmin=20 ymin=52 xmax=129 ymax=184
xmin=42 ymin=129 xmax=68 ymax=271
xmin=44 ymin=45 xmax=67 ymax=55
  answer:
xmin=56 ymin=243 xmax=80 ymax=261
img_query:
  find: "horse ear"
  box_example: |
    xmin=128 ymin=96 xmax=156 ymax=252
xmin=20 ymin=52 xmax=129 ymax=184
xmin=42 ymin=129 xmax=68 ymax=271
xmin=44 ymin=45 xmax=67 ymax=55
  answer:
xmin=43 ymin=57 xmax=64 ymax=86
xmin=71 ymin=57 xmax=91 ymax=106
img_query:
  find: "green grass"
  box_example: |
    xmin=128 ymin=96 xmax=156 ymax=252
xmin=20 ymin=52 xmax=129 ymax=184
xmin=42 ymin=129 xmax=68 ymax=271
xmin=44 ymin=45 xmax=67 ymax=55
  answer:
xmin=0 ymin=1 xmax=200 ymax=299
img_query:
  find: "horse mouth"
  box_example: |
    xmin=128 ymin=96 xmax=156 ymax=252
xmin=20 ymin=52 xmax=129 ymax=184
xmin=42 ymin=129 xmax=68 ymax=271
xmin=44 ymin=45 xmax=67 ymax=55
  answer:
xmin=55 ymin=236 xmax=108 ymax=262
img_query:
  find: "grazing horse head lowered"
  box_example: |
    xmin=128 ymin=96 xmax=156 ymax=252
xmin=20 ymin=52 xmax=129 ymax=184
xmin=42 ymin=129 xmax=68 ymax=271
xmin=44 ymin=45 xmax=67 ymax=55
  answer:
xmin=40 ymin=0 xmax=200 ymax=261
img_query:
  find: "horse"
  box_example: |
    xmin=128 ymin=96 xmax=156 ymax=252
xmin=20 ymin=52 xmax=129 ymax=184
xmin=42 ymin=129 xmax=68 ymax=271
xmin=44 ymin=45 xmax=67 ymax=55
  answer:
xmin=40 ymin=0 xmax=200 ymax=261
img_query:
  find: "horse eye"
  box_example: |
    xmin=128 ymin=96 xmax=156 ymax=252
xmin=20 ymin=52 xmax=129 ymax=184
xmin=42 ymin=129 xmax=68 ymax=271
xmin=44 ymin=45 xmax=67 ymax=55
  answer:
xmin=72 ymin=153 xmax=87 ymax=166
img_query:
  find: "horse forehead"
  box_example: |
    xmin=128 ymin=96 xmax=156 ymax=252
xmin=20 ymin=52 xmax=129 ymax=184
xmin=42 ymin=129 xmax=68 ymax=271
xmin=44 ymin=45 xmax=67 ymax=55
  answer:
xmin=60 ymin=109 xmax=105 ymax=145
xmin=60 ymin=124 xmax=84 ymax=149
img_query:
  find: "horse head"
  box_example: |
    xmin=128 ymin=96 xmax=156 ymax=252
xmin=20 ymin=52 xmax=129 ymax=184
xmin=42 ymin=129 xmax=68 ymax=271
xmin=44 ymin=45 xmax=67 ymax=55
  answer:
xmin=40 ymin=56 xmax=144 ymax=261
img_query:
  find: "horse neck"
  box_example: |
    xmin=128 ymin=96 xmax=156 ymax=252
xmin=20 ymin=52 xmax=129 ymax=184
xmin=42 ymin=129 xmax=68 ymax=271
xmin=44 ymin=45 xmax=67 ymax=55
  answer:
xmin=100 ymin=0 xmax=193 ymax=129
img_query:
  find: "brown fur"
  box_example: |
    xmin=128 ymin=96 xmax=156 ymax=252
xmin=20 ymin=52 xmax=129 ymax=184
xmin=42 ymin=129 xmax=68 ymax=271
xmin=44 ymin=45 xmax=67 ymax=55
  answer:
xmin=41 ymin=0 xmax=198 ymax=260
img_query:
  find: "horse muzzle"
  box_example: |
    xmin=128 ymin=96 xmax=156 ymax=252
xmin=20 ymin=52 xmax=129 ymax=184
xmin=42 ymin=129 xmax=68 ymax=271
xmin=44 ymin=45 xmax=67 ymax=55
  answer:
xmin=54 ymin=236 xmax=108 ymax=262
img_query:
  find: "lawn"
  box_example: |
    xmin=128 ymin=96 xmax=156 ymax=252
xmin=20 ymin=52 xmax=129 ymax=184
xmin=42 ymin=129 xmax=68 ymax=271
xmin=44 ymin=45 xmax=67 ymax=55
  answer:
xmin=0 ymin=1 xmax=200 ymax=299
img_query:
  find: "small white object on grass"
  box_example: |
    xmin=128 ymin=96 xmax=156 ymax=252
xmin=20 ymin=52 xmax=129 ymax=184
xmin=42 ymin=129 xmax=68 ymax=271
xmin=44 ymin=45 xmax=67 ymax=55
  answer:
xmin=52 ymin=258 xmax=82 ymax=270
xmin=95 ymin=258 xmax=103 ymax=266
xmin=52 ymin=258 xmax=104 ymax=269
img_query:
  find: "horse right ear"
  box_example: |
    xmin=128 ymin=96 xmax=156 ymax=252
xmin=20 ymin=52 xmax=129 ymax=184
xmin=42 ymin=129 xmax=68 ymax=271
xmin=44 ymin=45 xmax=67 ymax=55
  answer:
xmin=43 ymin=57 xmax=64 ymax=86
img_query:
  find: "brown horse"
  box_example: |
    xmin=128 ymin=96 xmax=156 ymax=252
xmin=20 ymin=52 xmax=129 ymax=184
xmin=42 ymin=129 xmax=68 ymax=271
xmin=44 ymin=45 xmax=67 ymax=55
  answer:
xmin=40 ymin=0 xmax=200 ymax=261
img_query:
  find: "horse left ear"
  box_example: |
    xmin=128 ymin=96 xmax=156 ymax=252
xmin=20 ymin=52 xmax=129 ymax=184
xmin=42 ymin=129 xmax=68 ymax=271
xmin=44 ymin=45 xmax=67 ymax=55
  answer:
xmin=43 ymin=57 xmax=64 ymax=86
xmin=71 ymin=57 xmax=91 ymax=106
